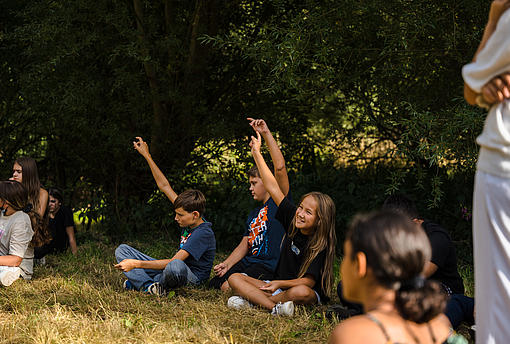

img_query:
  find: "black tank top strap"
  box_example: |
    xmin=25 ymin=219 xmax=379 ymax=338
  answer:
xmin=427 ymin=322 xmax=437 ymax=343
xmin=366 ymin=313 xmax=393 ymax=344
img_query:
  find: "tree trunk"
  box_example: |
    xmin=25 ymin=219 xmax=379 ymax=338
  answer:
xmin=133 ymin=0 xmax=168 ymax=159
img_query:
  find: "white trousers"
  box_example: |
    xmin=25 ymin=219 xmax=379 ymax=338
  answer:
xmin=473 ymin=171 xmax=510 ymax=344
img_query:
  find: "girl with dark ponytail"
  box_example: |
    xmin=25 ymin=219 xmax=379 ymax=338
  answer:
xmin=0 ymin=180 xmax=35 ymax=286
xmin=329 ymin=211 xmax=466 ymax=344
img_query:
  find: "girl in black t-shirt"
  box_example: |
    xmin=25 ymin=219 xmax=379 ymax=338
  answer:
xmin=227 ymin=131 xmax=336 ymax=316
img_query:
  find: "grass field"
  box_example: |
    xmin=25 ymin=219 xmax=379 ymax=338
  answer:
xmin=0 ymin=229 xmax=474 ymax=344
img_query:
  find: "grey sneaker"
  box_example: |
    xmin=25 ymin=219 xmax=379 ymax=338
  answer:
xmin=0 ymin=266 xmax=21 ymax=287
xmin=144 ymin=282 xmax=165 ymax=296
xmin=227 ymin=296 xmax=253 ymax=309
xmin=271 ymin=301 xmax=294 ymax=316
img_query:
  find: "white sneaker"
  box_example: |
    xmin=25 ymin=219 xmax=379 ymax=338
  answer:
xmin=271 ymin=301 xmax=294 ymax=316
xmin=0 ymin=266 xmax=21 ymax=287
xmin=227 ymin=296 xmax=253 ymax=309
xmin=145 ymin=282 xmax=165 ymax=296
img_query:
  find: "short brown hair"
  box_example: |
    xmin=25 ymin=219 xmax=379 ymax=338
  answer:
xmin=174 ymin=189 xmax=206 ymax=215
xmin=247 ymin=166 xmax=260 ymax=178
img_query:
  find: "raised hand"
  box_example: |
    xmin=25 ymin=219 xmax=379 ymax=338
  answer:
xmin=133 ymin=136 xmax=150 ymax=158
xmin=247 ymin=117 xmax=270 ymax=135
xmin=249 ymin=131 xmax=262 ymax=155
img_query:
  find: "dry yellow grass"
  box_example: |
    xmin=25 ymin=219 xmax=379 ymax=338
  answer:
xmin=0 ymin=239 xmax=336 ymax=344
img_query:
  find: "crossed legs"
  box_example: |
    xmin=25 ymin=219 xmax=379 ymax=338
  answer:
xmin=228 ymin=273 xmax=317 ymax=310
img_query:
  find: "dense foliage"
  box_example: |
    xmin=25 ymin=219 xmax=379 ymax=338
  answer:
xmin=0 ymin=0 xmax=491 ymax=259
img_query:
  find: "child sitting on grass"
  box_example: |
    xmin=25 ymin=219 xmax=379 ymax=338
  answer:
xmin=114 ymin=137 xmax=216 ymax=295
xmin=0 ymin=180 xmax=36 ymax=286
xmin=209 ymin=118 xmax=288 ymax=291
xmin=227 ymin=131 xmax=336 ymax=316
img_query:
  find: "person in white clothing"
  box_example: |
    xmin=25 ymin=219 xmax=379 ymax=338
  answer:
xmin=0 ymin=180 xmax=35 ymax=286
xmin=463 ymin=1 xmax=510 ymax=343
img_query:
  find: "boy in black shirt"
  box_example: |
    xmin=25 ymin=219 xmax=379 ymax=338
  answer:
xmin=34 ymin=187 xmax=77 ymax=259
xmin=382 ymin=194 xmax=474 ymax=328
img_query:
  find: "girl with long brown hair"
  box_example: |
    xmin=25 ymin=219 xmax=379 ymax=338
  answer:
xmin=11 ymin=157 xmax=50 ymax=247
xmin=227 ymin=130 xmax=336 ymax=316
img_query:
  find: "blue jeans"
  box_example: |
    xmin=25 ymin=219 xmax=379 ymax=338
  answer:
xmin=115 ymin=244 xmax=199 ymax=291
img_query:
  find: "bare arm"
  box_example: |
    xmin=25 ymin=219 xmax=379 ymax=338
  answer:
xmin=65 ymin=226 xmax=78 ymax=255
xmin=213 ymin=236 xmax=249 ymax=277
xmin=133 ymin=137 xmax=178 ymax=203
xmin=0 ymin=255 xmax=22 ymax=267
xmin=114 ymin=249 xmax=189 ymax=272
xmin=259 ymin=275 xmax=316 ymax=293
xmin=247 ymin=118 xmax=289 ymax=195
xmin=465 ymin=0 xmax=510 ymax=105
xmin=250 ymin=132 xmax=285 ymax=206
xmin=37 ymin=188 xmax=48 ymax=218
xmin=423 ymin=261 xmax=439 ymax=278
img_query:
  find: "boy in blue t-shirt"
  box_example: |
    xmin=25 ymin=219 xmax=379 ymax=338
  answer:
xmin=209 ymin=118 xmax=287 ymax=291
xmin=114 ymin=137 xmax=216 ymax=295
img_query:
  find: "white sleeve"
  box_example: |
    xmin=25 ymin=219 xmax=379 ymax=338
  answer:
xmin=462 ymin=10 xmax=510 ymax=93
xmin=8 ymin=218 xmax=33 ymax=258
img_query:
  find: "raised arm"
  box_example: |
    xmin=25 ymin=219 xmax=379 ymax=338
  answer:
xmin=133 ymin=137 xmax=178 ymax=203
xmin=250 ymin=132 xmax=285 ymax=206
xmin=464 ymin=0 xmax=510 ymax=105
xmin=248 ymin=118 xmax=289 ymax=196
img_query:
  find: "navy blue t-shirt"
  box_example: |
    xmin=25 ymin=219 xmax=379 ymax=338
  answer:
xmin=241 ymin=197 xmax=286 ymax=271
xmin=180 ymin=221 xmax=216 ymax=282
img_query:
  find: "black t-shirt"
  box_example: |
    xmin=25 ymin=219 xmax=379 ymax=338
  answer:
xmin=422 ymin=221 xmax=464 ymax=295
xmin=49 ymin=206 xmax=75 ymax=251
xmin=274 ymin=196 xmax=329 ymax=302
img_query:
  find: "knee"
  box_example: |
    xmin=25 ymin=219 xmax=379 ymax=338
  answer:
xmin=227 ymin=273 xmax=244 ymax=289
xmin=287 ymin=285 xmax=316 ymax=304
xmin=115 ymin=244 xmax=130 ymax=261
xmin=165 ymin=259 xmax=187 ymax=276
xmin=163 ymin=260 xmax=187 ymax=289
xmin=220 ymin=281 xmax=231 ymax=292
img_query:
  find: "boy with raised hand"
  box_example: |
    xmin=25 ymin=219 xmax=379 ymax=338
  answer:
xmin=114 ymin=137 xmax=216 ymax=295
xmin=209 ymin=118 xmax=288 ymax=291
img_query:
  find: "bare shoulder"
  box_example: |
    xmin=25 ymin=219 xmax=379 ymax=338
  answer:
xmin=329 ymin=316 xmax=382 ymax=344
xmin=428 ymin=314 xmax=453 ymax=340
xmin=40 ymin=188 xmax=48 ymax=197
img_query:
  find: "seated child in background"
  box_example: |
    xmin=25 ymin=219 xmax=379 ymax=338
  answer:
xmin=329 ymin=211 xmax=466 ymax=344
xmin=0 ymin=180 xmax=35 ymax=286
xmin=35 ymin=187 xmax=77 ymax=260
xmin=114 ymin=137 xmax=216 ymax=295
xmin=227 ymin=130 xmax=336 ymax=316
xmin=209 ymin=118 xmax=287 ymax=291
xmin=382 ymin=194 xmax=474 ymax=329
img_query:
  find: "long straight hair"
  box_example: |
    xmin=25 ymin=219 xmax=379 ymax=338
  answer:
xmin=14 ymin=157 xmax=42 ymax=212
xmin=288 ymin=192 xmax=336 ymax=297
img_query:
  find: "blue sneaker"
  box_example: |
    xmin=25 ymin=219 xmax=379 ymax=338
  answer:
xmin=143 ymin=282 xmax=165 ymax=296
xmin=123 ymin=280 xmax=135 ymax=291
